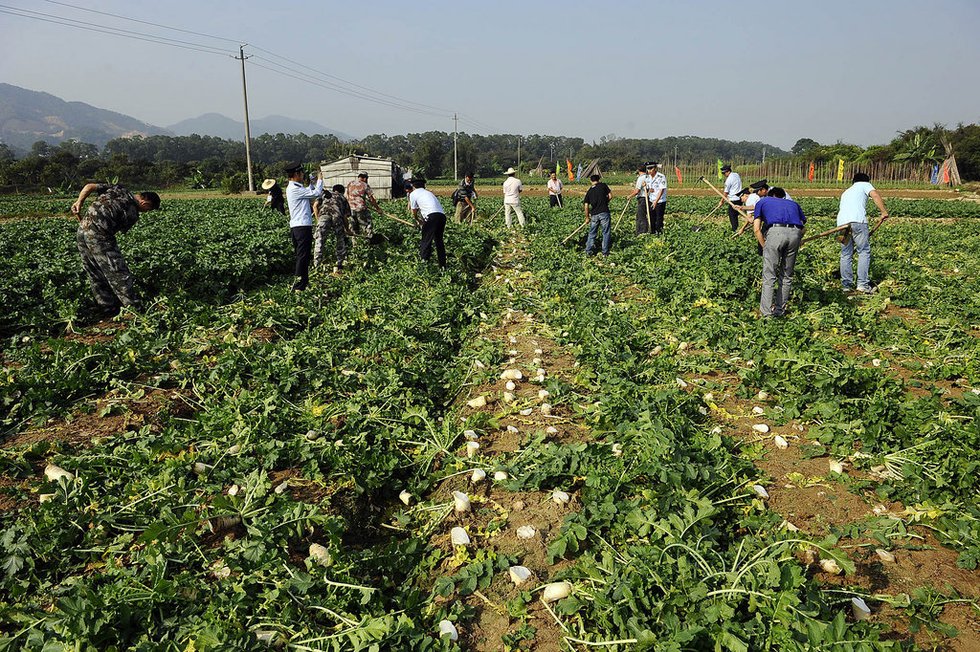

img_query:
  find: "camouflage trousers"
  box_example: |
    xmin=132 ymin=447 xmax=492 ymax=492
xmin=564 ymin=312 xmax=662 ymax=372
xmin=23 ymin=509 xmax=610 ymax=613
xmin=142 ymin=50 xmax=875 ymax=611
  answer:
xmin=350 ymin=209 xmax=374 ymax=239
xmin=76 ymin=222 xmax=138 ymax=310
xmin=314 ymin=216 xmax=349 ymax=268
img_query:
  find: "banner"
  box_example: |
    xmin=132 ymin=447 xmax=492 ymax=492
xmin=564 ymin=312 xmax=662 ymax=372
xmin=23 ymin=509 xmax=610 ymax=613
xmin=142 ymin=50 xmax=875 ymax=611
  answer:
xmin=942 ymin=162 xmax=950 ymax=184
xmin=556 ymin=161 xmax=561 ymax=177
xmin=576 ymin=163 xmax=582 ymax=181
xmin=717 ymin=159 xmax=723 ymax=180
xmin=808 ymin=161 xmax=815 ymax=182
xmin=566 ymin=159 xmax=574 ymax=181
xmin=930 ymin=164 xmax=939 ymax=184
xmin=674 ymin=166 xmax=683 ymax=185
xmin=836 ymin=158 xmax=845 ymax=182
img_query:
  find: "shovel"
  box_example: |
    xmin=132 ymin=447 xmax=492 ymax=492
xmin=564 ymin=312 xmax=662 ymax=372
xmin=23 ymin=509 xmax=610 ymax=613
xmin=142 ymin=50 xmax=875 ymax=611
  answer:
xmin=691 ymin=204 xmax=721 ymax=232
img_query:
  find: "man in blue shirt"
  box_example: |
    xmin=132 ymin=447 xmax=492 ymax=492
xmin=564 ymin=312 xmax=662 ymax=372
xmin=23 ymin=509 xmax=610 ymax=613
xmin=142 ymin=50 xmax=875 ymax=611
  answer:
xmin=284 ymin=162 xmax=323 ymax=291
xmin=753 ymin=187 xmax=806 ymax=318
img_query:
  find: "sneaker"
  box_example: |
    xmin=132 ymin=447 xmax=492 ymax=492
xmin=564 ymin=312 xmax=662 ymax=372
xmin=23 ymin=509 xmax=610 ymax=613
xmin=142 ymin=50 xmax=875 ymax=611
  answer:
xmin=857 ymin=285 xmax=875 ymax=295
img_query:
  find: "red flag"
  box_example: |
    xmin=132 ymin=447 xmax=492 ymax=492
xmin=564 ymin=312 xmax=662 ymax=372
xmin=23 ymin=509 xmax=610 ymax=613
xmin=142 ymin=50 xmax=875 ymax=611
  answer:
xmin=566 ymin=159 xmax=574 ymax=181
xmin=808 ymin=161 xmax=815 ymax=182
xmin=674 ymin=166 xmax=683 ymax=185
xmin=942 ymin=162 xmax=950 ymax=184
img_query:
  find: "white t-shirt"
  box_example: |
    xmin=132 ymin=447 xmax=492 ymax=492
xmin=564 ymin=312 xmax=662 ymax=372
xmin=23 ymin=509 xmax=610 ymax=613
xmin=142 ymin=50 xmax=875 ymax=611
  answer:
xmin=837 ymin=181 xmax=875 ymax=226
xmin=745 ymin=193 xmax=760 ymax=213
xmin=649 ymin=172 xmax=668 ymax=203
xmin=635 ymin=174 xmax=651 ymax=198
xmin=409 ymin=188 xmax=445 ymax=218
xmin=502 ymin=176 xmax=522 ymax=205
xmin=547 ymin=179 xmax=563 ymax=195
xmin=724 ymin=172 xmax=742 ymax=200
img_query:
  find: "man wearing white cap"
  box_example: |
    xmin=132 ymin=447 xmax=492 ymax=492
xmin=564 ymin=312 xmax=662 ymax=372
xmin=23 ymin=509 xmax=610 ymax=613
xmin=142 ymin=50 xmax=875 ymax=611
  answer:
xmin=502 ymin=167 xmax=525 ymax=228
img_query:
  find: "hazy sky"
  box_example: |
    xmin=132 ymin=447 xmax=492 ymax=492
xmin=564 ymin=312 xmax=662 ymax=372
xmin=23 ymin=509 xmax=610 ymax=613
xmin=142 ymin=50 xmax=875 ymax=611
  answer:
xmin=2 ymin=0 xmax=979 ymax=150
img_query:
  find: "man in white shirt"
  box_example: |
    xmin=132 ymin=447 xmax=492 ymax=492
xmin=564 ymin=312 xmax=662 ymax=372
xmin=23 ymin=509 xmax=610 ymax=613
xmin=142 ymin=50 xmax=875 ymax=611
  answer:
xmin=547 ymin=172 xmax=564 ymax=208
xmin=837 ymin=172 xmax=889 ymax=294
xmin=502 ymin=167 xmax=525 ymax=227
xmin=406 ymin=178 xmax=448 ymax=269
xmin=719 ymin=164 xmax=743 ymax=231
xmin=284 ymin=162 xmax=323 ymax=291
xmin=626 ymin=164 xmax=652 ymax=234
xmin=647 ymin=162 xmax=668 ymax=235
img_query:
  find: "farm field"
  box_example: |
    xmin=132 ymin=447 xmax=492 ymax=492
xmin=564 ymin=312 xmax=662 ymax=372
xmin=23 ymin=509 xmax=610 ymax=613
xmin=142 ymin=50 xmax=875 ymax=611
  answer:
xmin=0 ymin=194 xmax=978 ymax=651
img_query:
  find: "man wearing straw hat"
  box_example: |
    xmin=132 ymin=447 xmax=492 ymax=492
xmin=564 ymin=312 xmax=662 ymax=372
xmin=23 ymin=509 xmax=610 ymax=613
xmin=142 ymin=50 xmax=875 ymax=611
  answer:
xmin=502 ymin=167 xmax=526 ymax=228
xmin=260 ymin=178 xmax=285 ymax=215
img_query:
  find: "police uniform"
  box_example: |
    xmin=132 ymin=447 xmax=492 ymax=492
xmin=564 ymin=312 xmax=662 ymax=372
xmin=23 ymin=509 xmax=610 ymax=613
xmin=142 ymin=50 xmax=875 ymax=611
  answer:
xmin=76 ymin=184 xmax=142 ymax=312
xmin=635 ymin=170 xmax=652 ymax=234
xmin=648 ymin=168 xmax=668 ymax=234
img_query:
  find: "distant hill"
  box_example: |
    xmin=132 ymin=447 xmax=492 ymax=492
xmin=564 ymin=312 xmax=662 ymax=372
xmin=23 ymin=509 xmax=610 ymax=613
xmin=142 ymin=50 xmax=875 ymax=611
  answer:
xmin=168 ymin=113 xmax=353 ymax=141
xmin=0 ymin=83 xmax=171 ymax=153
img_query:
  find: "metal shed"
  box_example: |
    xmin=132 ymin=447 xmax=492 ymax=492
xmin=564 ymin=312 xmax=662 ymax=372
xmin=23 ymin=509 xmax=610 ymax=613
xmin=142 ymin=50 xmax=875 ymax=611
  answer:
xmin=319 ymin=155 xmax=411 ymax=199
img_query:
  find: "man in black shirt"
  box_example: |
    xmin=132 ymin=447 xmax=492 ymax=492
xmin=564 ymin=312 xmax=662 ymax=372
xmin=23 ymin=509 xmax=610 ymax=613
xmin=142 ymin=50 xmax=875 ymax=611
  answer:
xmin=582 ymin=174 xmax=613 ymax=257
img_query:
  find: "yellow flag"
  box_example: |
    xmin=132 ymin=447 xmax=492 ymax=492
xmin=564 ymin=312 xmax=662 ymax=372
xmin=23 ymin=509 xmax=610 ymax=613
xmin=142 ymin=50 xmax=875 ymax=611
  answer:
xmin=836 ymin=158 xmax=845 ymax=182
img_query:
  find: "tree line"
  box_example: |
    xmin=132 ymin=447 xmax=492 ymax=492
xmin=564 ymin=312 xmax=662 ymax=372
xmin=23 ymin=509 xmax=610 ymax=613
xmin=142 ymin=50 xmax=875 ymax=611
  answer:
xmin=1 ymin=123 xmax=977 ymax=193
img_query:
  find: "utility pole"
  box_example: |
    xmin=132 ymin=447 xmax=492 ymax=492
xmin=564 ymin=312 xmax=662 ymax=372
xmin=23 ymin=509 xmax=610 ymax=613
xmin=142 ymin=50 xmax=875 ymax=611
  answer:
xmin=453 ymin=113 xmax=458 ymax=181
xmin=517 ymin=136 xmax=521 ymax=174
xmin=762 ymin=147 xmax=767 ymax=165
xmin=237 ymin=44 xmax=255 ymax=192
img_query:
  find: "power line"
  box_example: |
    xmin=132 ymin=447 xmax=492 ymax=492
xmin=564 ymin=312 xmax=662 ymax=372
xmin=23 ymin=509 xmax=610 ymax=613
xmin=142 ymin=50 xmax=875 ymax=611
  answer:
xmin=37 ymin=0 xmax=243 ymax=44
xmin=0 ymin=5 xmax=231 ymax=57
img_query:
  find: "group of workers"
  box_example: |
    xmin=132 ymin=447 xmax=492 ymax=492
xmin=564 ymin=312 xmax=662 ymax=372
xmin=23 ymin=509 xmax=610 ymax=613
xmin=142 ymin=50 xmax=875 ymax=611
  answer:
xmin=68 ymin=159 xmax=888 ymax=322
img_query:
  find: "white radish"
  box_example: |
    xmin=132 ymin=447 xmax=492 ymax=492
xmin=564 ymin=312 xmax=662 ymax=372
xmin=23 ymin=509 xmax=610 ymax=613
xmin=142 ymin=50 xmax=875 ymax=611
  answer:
xmin=470 ymin=469 xmax=486 ymax=484
xmin=781 ymin=520 xmax=800 ymax=532
xmin=545 ymin=426 xmax=558 ymax=435
xmin=536 ymin=368 xmax=546 ymax=377
xmin=541 ymin=581 xmax=572 ymax=603
xmin=38 ymin=493 xmax=55 ymax=503
xmin=872 ymin=358 xmax=882 ymax=368
xmin=507 ymin=425 xmax=519 ymax=434
xmin=702 ymin=392 xmax=714 ymax=402
xmin=44 ymin=464 xmax=74 ymax=482
xmin=227 ymin=484 xmax=240 ymax=496
xmin=651 ymin=345 xmax=663 ymax=356
xmin=493 ymin=471 xmax=509 ymax=481
xmin=463 ymin=429 xmax=478 ymax=440
xmin=305 ymin=430 xmax=320 ymax=442
xmin=538 ymin=389 xmax=550 ymax=400
xmin=752 ymin=424 xmax=770 ymax=434
xmin=438 ymin=620 xmax=459 ymax=641
xmin=851 ymin=597 xmax=871 ymax=620
xmin=227 ymin=444 xmax=242 ymax=454
xmin=531 ymin=357 xmax=542 ymax=366
xmin=540 ymin=403 xmax=552 ymax=416
xmin=192 ymin=462 xmax=209 ymax=475
xmin=274 ymin=481 xmax=289 ymax=494
xmin=516 ymin=525 xmax=536 ymax=539
xmin=519 ymin=408 xmax=533 ymax=416
xmin=453 ymin=491 xmax=471 ymax=513
xmin=534 ymin=348 xmax=543 ymax=355
xmin=466 ymin=441 xmax=480 ymax=458
xmin=611 ymin=443 xmax=623 ymax=457
xmin=505 ymin=380 xmax=517 ymax=391
xmin=467 ymin=396 xmax=487 ymax=408
xmin=450 ymin=527 xmax=470 ymax=546
xmin=399 ymin=490 xmax=412 ymax=506
xmin=552 ymin=490 xmax=570 ymax=505
xmin=752 ymin=485 xmax=769 ymax=499
xmin=508 ymin=565 xmax=532 ymax=586
xmin=500 ymin=369 xmax=523 ymax=380
xmin=675 ymin=377 xmax=689 ymax=389
xmin=875 ymin=548 xmax=896 ymax=563
xmin=773 ymin=435 xmax=789 ymax=449
xmin=819 ymin=558 xmax=842 ymax=575
xmin=503 ymin=392 xmax=515 ymax=403
xmin=829 ymin=459 xmax=845 ymax=474
xmin=752 ymin=406 xmax=765 ymax=415
xmin=757 ymin=391 xmax=769 ymax=400
xmin=309 ymin=543 xmax=332 ymax=567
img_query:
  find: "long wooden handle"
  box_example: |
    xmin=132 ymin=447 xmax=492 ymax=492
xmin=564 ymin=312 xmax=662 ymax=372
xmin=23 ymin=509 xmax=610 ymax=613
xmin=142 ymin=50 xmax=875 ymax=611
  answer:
xmin=382 ymin=211 xmax=417 ymax=228
xmin=698 ymin=176 xmax=752 ymax=222
xmin=562 ymin=220 xmax=588 ymax=245
xmin=869 ymin=215 xmax=887 ymax=236
xmin=800 ymin=224 xmax=849 ymax=244
xmin=614 ymin=199 xmax=631 ymax=230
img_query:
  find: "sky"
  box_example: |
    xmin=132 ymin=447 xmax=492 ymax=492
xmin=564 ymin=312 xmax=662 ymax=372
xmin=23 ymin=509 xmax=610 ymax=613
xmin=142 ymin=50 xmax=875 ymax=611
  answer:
xmin=2 ymin=0 xmax=979 ymax=150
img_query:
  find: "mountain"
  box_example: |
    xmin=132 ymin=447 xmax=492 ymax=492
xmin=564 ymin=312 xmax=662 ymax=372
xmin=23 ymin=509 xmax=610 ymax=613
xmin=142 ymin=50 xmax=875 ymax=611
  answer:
xmin=168 ymin=113 xmax=353 ymax=141
xmin=0 ymin=83 xmax=171 ymax=153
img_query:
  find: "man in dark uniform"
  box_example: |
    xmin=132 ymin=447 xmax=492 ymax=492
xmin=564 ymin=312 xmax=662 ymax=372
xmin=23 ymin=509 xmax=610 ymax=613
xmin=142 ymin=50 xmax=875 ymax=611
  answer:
xmin=71 ymin=182 xmax=161 ymax=317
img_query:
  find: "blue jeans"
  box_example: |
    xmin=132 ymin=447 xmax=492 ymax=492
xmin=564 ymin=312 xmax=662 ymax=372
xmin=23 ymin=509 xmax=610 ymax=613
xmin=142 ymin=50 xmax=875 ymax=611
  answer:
xmin=840 ymin=222 xmax=871 ymax=290
xmin=585 ymin=212 xmax=611 ymax=256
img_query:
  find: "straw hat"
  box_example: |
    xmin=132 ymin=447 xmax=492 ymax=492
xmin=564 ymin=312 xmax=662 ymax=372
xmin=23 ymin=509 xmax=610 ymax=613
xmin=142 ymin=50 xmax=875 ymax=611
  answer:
xmin=504 ymin=167 xmax=517 ymax=175
xmin=261 ymin=178 xmax=277 ymax=190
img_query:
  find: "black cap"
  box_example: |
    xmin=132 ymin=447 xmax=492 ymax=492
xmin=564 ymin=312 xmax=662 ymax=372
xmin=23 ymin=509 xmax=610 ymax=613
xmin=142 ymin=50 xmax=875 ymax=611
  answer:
xmin=403 ymin=181 xmax=414 ymax=191
xmin=721 ymin=164 xmax=732 ymax=172
xmin=750 ymin=179 xmax=769 ymax=190
xmin=739 ymin=187 xmax=751 ymax=196
xmin=284 ymin=161 xmax=303 ymax=174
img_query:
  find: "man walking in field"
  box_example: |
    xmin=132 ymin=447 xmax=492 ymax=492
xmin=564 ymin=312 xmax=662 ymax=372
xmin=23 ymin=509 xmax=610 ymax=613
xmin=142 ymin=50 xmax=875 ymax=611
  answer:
xmin=719 ymin=164 xmax=743 ymax=231
xmin=406 ymin=179 xmax=448 ymax=270
xmin=583 ymin=173 xmax=613 ymax=258
xmin=285 ymin=162 xmax=323 ymax=291
xmin=753 ymin=187 xmax=806 ymax=318
xmin=346 ymin=172 xmax=383 ymax=241
xmin=647 ymin=162 xmax=668 ymax=235
xmin=313 ymin=185 xmax=351 ymax=274
xmin=626 ymin=164 xmax=652 ymax=234
xmin=71 ymin=182 xmax=160 ymax=317
xmin=502 ymin=167 xmax=526 ymax=228
xmin=837 ymin=172 xmax=889 ymax=294
xmin=547 ymin=172 xmax=564 ymax=208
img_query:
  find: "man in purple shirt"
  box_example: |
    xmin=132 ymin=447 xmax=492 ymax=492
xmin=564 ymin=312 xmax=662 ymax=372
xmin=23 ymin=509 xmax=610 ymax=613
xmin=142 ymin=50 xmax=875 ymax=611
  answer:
xmin=753 ymin=187 xmax=806 ymax=318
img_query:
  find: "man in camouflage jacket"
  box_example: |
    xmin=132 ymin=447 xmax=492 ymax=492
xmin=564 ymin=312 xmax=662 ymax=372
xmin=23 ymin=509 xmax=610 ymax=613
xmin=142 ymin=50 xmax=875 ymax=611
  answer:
xmin=71 ymin=183 xmax=161 ymax=315
xmin=313 ymin=185 xmax=351 ymax=272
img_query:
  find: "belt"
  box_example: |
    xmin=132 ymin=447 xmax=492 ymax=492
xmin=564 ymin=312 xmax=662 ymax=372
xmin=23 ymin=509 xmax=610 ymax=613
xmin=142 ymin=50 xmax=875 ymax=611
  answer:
xmin=770 ymin=223 xmax=802 ymax=229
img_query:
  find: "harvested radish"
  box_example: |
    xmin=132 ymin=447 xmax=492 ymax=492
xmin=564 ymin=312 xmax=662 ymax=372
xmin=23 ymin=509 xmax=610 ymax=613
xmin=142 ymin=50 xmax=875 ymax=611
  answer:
xmin=505 ymin=380 xmax=517 ymax=391
xmin=752 ymin=424 xmax=770 ymax=434
xmin=227 ymin=444 xmax=242 ymax=454
xmin=227 ymin=484 xmax=240 ymax=496
xmin=545 ymin=426 xmax=558 ymax=435
xmin=752 ymin=406 xmax=765 ymax=415
xmin=552 ymin=490 xmax=570 ymax=505
xmin=611 ymin=443 xmax=623 ymax=457
xmin=540 ymin=403 xmax=552 ymax=416
xmin=519 ymin=408 xmax=533 ymax=416
xmin=702 ymin=392 xmax=714 ymax=402
xmin=780 ymin=520 xmax=799 ymax=532
xmin=467 ymin=396 xmax=487 ymax=408
xmin=829 ymin=459 xmax=845 ymax=474
xmin=450 ymin=527 xmax=470 ymax=545
xmin=538 ymin=389 xmax=550 ymax=400
xmin=305 ymin=430 xmax=320 ymax=441
xmin=507 ymin=425 xmax=520 ymax=434
xmin=542 ymin=581 xmax=572 ymax=603
xmin=752 ymin=485 xmax=769 ymax=499
xmin=851 ymin=597 xmax=871 ymax=620
xmin=493 ymin=471 xmax=509 ymax=481
xmin=503 ymin=391 xmax=515 ymax=403
xmin=44 ymin=464 xmax=74 ymax=482
xmin=38 ymin=493 xmax=55 ymax=503
xmin=274 ymin=481 xmax=289 ymax=494
xmin=470 ymin=469 xmax=486 ymax=484
xmin=192 ymin=462 xmax=209 ymax=475
xmin=757 ymin=391 xmax=769 ymax=400
xmin=508 ymin=565 xmax=532 ymax=586
xmin=872 ymin=358 xmax=882 ymax=368
xmin=500 ymin=369 xmax=523 ymax=381
xmin=534 ymin=348 xmax=543 ymax=355
xmin=675 ymin=377 xmax=689 ymax=389
xmin=463 ymin=429 xmax=478 ymax=440
xmin=819 ymin=558 xmax=842 ymax=575
xmin=438 ymin=620 xmax=459 ymax=641
xmin=531 ymin=357 xmax=542 ymax=366
xmin=466 ymin=441 xmax=480 ymax=458
xmin=516 ymin=525 xmax=536 ymax=539
xmin=650 ymin=346 xmax=663 ymax=356
xmin=453 ymin=491 xmax=471 ymax=512
xmin=773 ymin=435 xmax=788 ymax=449
xmin=309 ymin=543 xmax=332 ymax=567
xmin=399 ymin=490 xmax=412 ymax=506
xmin=875 ymin=548 xmax=896 ymax=563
